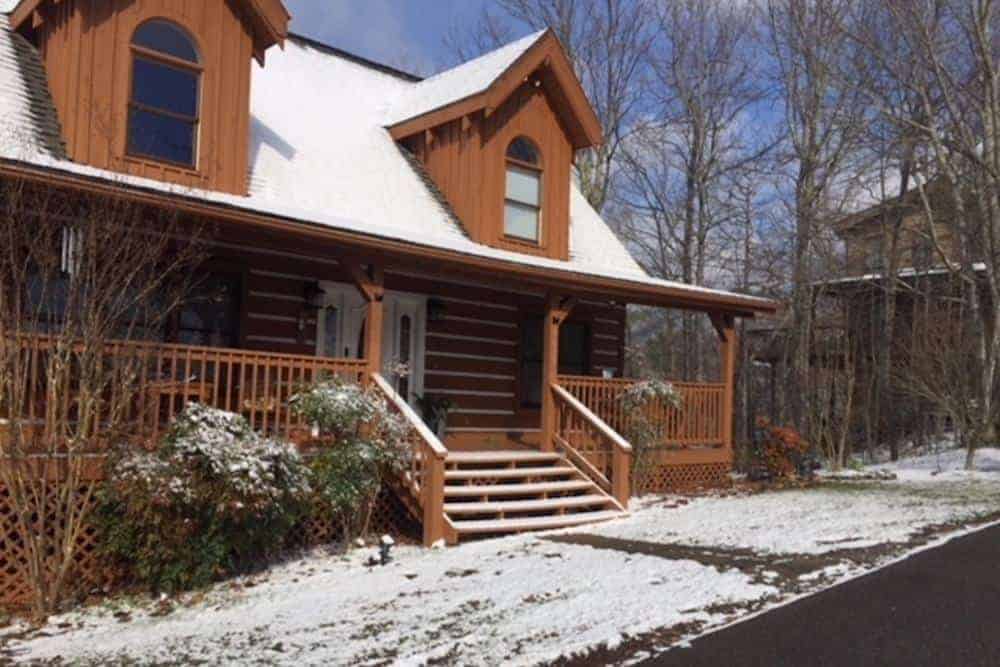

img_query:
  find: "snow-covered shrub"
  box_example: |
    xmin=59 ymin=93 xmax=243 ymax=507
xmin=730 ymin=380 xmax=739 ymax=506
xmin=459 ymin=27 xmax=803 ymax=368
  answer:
xmin=291 ymin=378 xmax=408 ymax=541
xmin=98 ymin=404 xmax=310 ymax=593
xmin=620 ymin=380 xmax=684 ymax=413
xmin=619 ymin=380 xmax=683 ymax=494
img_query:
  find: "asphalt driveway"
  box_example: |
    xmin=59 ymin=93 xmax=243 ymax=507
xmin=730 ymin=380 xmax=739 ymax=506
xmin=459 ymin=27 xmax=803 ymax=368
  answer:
xmin=643 ymin=522 xmax=1000 ymax=667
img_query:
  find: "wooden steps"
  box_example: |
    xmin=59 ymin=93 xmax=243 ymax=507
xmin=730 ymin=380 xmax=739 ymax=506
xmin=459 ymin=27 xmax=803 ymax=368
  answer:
xmin=441 ymin=450 xmax=626 ymax=541
xmin=444 ymin=494 xmax=612 ymax=515
xmin=445 ymin=451 xmax=563 ymax=465
xmin=444 ymin=480 xmax=595 ymax=497
xmin=449 ymin=510 xmax=624 ymax=535
xmin=445 ymin=466 xmax=577 ymax=481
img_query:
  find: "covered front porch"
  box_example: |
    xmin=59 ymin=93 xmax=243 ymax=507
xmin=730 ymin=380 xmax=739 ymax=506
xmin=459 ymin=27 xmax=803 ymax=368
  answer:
xmin=11 ymin=264 xmax=745 ymax=548
xmin=4 ymin=209 xmax=773 ymax=547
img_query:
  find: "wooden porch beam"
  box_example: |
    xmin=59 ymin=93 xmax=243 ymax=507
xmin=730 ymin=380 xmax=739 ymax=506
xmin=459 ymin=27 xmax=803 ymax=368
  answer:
xmin=344 ymin=259 xmax=385 ymax=377
xmin=710 ymin=312 xmax=738 ymax=450
xmin=709 ymin=312 xmax=735 ymax=343
xmin=541 ymin=294 xmax=576 ymax=451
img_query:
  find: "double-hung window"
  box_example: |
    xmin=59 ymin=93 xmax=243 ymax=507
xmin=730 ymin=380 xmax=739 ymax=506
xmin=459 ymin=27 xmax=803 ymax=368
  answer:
xmin=504 ymin=137 xmax=543 ymax=243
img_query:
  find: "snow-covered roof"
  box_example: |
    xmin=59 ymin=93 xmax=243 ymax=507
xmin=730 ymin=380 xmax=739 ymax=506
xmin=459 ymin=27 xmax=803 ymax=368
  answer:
xmin=385 ymin=29 xmax=546 ymax=127
xmin=820 ymin=262 xmax=986 ymax=287
xmin=0 ymin=13 xmax=776 ymax=314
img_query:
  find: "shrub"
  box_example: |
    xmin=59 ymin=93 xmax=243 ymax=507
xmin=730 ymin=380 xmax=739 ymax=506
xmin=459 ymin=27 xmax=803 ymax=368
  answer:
xmin=749 ymin=417 xmax=811 ymax=480
xmin=619 ymin=379 xmax=684 ymax=494
xmin=290 ymin=379 xmax=408 ymax=540
xmin=98 ymin=404 xmax=310 ymax=593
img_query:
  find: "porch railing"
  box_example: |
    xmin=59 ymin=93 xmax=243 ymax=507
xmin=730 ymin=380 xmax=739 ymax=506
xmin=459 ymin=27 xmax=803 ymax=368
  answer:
xmin=551 ymin=383 xmax=631 ymax=507
xmin=556 ymin=375 xmax=726 ymax=448
xmin=7 ymin=335 xmax=368 ymax=445
xmin=371 ymin=373 xmax=449 ymax=546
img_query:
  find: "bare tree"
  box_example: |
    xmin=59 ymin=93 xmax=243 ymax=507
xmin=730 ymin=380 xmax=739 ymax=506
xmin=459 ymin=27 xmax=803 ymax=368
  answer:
xmin=839 ymin=0 xmax=1000 ymax=468
xmin=894 ymin=282 xmax=980 ymax=461
xmin=765 ymin=0 xmax=869 ymax=433
xmin=618 ymin=0 xmax=771 ymax=380
xmin=0 ymin=176 xmax=203 ymax=616
xmin=445 ymin=0 xmax=652 ymax=212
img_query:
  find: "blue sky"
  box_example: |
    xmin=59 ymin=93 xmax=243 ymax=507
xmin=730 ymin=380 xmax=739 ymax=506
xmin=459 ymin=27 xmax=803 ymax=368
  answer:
xmin=284 ymin=1 xmax=512 ymax=76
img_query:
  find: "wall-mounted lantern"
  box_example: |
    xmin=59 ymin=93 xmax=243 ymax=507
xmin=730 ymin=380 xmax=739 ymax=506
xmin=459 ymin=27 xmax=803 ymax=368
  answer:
xmin=299 ymin=281 xmax=325 ymax=335
xmin=427 ymin=298 xmax=448 ymax=322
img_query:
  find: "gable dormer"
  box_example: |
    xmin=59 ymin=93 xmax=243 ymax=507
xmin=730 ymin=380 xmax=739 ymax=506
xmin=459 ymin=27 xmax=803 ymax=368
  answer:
xmin=10 ymin=0 xmax=289 ymax=195
xmin=388 ymin=30 xmax=602 ymax=261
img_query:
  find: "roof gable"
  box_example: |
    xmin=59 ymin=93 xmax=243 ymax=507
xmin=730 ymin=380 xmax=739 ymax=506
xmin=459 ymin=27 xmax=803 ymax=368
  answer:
xmin=7 ymin=0 xmax=290 ymax=63
xmin=386 ymin=30 xmax=602 ymax=150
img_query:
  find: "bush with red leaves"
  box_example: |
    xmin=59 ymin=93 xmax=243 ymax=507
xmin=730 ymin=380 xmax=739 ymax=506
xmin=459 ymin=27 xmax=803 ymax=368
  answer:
xmin=750 ymin=417 xmax=811 ymax=480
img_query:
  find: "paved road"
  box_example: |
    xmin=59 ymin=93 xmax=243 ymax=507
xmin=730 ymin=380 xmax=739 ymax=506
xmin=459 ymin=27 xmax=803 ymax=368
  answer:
xmin=643 ymin=523 xmax=1000 ymax=667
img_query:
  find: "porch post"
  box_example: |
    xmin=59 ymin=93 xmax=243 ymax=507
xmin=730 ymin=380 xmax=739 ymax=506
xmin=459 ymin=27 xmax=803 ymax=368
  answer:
xmin=345 ymin=260 xmax=385 ymax=379
xmin=541 ymin=293 xmax=575 ymax=451
xmin=712 ymin=313 xmax=738 ymax=450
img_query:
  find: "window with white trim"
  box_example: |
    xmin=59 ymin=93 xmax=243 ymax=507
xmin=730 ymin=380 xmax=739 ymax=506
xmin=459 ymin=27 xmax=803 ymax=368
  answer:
xmin=504 ymin=137 xmax=542 ymax=242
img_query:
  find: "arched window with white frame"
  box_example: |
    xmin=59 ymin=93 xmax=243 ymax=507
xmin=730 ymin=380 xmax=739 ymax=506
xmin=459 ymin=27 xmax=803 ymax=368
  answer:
xmin=504 ymin=136 xmax=542 ymax=243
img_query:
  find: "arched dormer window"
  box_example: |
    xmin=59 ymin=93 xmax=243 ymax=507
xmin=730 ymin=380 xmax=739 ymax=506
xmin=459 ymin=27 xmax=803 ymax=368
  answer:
xmin=127 ymin=20 xmax=201 ymax=168
xmin=504 ymin=137 xmax=542 ymax=243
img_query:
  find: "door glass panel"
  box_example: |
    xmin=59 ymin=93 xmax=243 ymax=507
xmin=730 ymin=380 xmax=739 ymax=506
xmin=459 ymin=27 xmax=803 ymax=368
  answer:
xmin=356 ymin=318 xmax=366 ymax=360
xmin=321 ymin=307 xmax=338 ymax=358
xmin=397 ymin=314 xmax=412 ymax=398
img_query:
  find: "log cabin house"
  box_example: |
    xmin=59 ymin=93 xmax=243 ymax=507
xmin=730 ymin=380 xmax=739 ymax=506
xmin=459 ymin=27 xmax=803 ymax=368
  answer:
xmin=0 ymin=0 xmax=777 ymax=556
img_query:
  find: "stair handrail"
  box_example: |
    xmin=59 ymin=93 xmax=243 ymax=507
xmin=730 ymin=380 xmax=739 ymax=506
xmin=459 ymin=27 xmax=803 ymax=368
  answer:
xmin=551 ymin=383 xmax=632 ymax=507
xmin=371 ymin=373 xmax=448 ymax=546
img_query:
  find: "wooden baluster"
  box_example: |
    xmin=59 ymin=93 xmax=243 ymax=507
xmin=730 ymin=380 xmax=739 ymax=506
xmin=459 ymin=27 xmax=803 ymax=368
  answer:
xmin=261 ymin=358 xmax=271 ymax=434
xmin=250 ymin=355 xmax=260 ymax=431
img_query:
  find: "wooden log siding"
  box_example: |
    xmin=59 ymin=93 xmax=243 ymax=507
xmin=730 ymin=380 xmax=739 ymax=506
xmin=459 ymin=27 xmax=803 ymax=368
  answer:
xmin=45 ymin=229 xmax=629 ymax=447
xmin=556 ymin=375 xmax=726 ymax=448
xmin=7 ymin=335 xmax=367 ymax=445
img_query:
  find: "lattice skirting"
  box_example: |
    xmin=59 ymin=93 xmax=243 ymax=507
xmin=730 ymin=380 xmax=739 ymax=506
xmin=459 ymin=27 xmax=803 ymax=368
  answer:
xmin=635 ymin=461 xmax=732 ymax=494
xmin=0 ymin=484 xmax=421 ymax=609
xmin=291 ymin=488 xmax=421 ymax=548
xmin=0 ymin=483 xmax=108 ymax=608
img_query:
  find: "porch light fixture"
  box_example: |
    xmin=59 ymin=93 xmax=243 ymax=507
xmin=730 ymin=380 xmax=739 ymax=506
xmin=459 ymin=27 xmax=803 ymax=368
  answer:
xmin=302 ymin=281 xmax=324 ymax=311
xmin=299 ymin=281 xmax=325 ymax=337
xmin=427 ymin=298 xmax=447 ymax=322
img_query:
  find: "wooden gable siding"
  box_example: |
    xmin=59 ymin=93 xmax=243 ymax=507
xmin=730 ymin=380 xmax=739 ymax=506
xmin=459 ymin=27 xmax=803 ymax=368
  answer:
xmin=199 ymin=229 xmax=626 ymax=448
xmin=405 ymin=80 xmax=574 ymax=261
xmin=842 ymin=211 xmax=958 ymax=276
xmin=34 ymin=0 xmax=254 ymax=195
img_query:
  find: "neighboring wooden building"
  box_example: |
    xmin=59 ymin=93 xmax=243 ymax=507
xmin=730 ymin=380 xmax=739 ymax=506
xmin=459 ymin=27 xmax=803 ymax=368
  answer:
xmin=768 ymin=185 xmax=981 ymax=445
xmin=0 ymin=0 xmax=776 ymax=564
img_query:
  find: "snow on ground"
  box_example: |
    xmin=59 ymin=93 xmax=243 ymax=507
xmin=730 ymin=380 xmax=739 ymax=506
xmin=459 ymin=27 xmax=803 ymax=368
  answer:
xmin=593 ymin=475 xmax=1000 ymax=555
xmin=7 ymin=532 xmax=772 ymax=666
xmin=6 ymin=464 xmax=1000 ymax=666
xmin=871 ymin=446 xmax=1000 ymax=481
